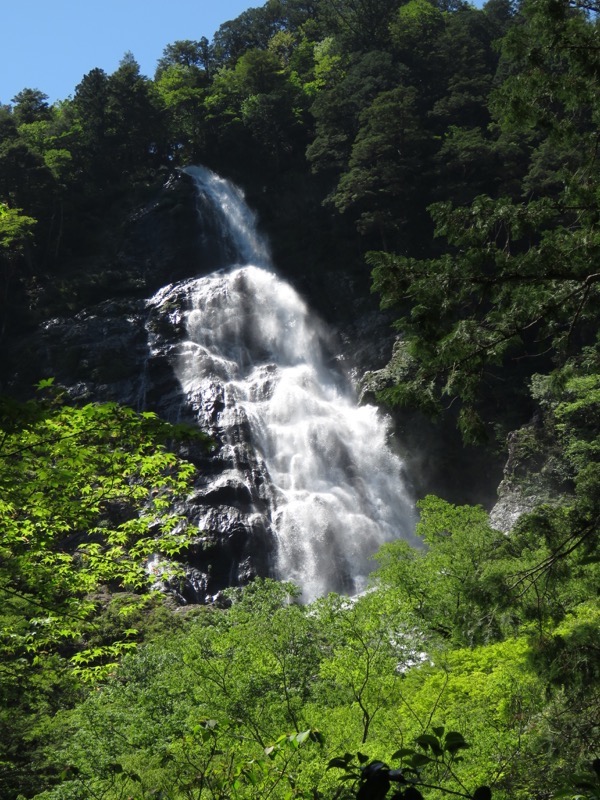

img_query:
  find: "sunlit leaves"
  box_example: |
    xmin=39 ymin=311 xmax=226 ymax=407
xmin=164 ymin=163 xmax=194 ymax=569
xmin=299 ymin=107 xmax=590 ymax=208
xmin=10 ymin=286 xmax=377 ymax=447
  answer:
xmin=0 ymin=392 xmax=202 ymax=678
xmin=330 ymin=726 xmax=490 ymax=799
xmin=0 ymin=202 xmax=36 ymax=252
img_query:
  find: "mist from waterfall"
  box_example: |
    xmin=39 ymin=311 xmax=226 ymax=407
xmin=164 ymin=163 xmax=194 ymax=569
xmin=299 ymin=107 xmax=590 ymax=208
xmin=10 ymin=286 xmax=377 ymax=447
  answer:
xmin=156 ymin=165 xmax=416 ymax=600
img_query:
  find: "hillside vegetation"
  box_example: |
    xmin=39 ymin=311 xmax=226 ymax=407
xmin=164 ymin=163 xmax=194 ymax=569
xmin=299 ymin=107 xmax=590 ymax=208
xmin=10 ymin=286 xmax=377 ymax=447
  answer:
xmin=1 ymin=0 xmax=599 ymax=797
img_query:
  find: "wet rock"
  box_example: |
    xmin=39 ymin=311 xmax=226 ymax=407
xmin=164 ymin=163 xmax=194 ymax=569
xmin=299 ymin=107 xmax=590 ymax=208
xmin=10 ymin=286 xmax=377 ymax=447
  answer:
xmin=0 ymin=168 xmax=458 ymax=605
xmin=489 ymin=417 xmax=572 ymax=533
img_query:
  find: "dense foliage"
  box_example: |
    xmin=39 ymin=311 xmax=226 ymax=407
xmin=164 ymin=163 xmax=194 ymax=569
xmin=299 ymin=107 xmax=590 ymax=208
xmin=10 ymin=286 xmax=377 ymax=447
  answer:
xmin=0 ymin=0 xmax=513 ymax=341
xmin=20 ymin=506 xmax=600 ymax=799
xmin=369 ymin=0 xmax=600 ymax=441
xmin=0 ymin=384 xmax=207 ymax=797
xmin=1 ymin=0 xmax=600 ymax=798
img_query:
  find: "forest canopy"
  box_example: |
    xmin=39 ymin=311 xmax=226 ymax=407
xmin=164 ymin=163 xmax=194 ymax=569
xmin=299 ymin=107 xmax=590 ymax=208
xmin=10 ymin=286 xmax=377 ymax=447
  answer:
xmin=1 ymin=0 xmax=600 ymax=798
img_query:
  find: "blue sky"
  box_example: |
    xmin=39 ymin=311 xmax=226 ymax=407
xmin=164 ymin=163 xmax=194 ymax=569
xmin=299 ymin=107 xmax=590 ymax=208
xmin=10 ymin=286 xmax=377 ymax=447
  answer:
xmin=0 ymin=0 xmax=258 ymax=105
xmin=1 ymin=0 xmax=487 ymax=107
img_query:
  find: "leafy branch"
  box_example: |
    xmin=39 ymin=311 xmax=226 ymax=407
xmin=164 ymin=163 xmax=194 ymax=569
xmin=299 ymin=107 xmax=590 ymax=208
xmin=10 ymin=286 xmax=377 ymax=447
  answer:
xmin=328 ymin=728 xmax=491 ymax=800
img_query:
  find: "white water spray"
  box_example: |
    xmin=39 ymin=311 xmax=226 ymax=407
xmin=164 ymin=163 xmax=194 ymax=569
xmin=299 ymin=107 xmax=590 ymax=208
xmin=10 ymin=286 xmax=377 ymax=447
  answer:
xmin=156 ymin=166 xmax=416 ymax=600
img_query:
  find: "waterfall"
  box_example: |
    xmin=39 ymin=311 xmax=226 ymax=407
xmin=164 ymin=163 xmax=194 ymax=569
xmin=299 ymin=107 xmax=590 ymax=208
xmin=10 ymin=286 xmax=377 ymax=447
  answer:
xmin=187 ymin=165 xmax=271 ymax=270
xmin=150 ymin=166 xmax=416 ymax=601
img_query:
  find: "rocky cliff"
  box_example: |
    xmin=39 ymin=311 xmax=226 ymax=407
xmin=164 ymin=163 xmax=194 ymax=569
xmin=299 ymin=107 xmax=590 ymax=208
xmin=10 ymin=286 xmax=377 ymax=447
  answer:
xmin=2 ymin=169 xmax=511 ymax=601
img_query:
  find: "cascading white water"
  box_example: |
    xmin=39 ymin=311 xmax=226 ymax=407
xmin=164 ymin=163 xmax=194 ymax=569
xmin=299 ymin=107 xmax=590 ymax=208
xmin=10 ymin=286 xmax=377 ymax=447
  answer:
xmin=188 ymin=165 xmax=271 ymax=269
xmin=158 ymin=165 xmax=416 ymax=600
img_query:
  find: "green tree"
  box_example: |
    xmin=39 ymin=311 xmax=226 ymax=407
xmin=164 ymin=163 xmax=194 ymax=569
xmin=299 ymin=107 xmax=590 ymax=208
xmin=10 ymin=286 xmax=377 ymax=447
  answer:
xmin=368 ymin=193 xmax=600 ymax=439
xmin=35 ymin=580 xmax=326 ymax=799
xmin=105 ymin=52 xmax=166 ymax=176
xmin=155 ymin=38 xmax=214 ymax=78
xmin=212 ymin=5 xmax=284 ymax=65
xmin=0 ymin=388 xmax=205 ymax=797
xmin=332 ymin=85 xmax=429 ymax=249
xmin=0 ymin=203 xmax=36 ymax=340
xmin=367 ymin=0 xmax=600 ymax=440
xmin=70 ymin=67 xmax=111 ymax=189
xmin=71 ymin=55 xmax=166 ymax=188
xmin=318 ymin=0 xmax=400 ymax=51
xmin=0 ymin=392 xmax=201 ymax=669
xmin=307 ymin=49 xmax=401 ymax=177
xmin=312 ymin=590 xmax=415 ymax=746
xmin=10 ymin=88 xmax=52 ymax=126
xmin=156 ymin=73 xmax=207 ymax=161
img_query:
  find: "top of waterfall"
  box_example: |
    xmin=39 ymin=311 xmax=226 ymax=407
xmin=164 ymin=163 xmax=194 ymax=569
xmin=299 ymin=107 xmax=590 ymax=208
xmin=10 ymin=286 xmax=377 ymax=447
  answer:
xmin=183 ymin=165 xmax=272 ymax=271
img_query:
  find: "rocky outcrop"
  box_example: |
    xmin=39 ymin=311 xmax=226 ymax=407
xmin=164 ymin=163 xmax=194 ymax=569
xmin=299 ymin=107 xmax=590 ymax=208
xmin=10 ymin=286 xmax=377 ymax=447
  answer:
xmin=1 ymin=168 xmax=514 ymax=601
xmin=490 ymin=415 xmax=572 ymax=532
xmin=1 ymin=172 xmax=278 ymax=602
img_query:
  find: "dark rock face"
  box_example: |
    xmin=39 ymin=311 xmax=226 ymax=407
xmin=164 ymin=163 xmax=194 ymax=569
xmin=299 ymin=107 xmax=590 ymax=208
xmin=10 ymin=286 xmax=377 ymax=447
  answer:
xmin=1 ymin=168 xmax=509 ymax=602
xmin=490 ymin=416 xmax=572 ymax=533
xmin=2 ymin=171 xmax=200 ymax=393
xmin=1 ymin=172 xmax=277 ymax=602
xmin=11 ymin=299 xmax=148 ymax=405
xmin=105 ymin=171 xmax=205 ymax=296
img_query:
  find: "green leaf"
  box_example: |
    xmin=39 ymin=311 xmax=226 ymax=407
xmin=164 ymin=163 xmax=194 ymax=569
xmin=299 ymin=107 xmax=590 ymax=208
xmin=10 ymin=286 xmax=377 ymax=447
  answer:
xmin=410 ymin=753 xmax=431 ymax=768
xmin=392 ymin=748 xmax=417 ymax=760
xmin=294 ymin=729 xmax=311 ymax=745
xmin=444 ymin=731 xmax=470 ymax=754
xmin=328 ymin=756 xmax=355 ymax=770
xmin=415 ymin=734 xmax=443 ymax=755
